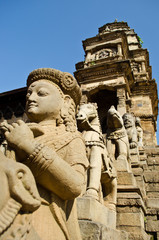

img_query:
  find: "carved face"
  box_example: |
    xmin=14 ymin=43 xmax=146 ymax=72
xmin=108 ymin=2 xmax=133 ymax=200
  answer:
xmin=123 ymin=114 xmax=134 ymax=128
xmin=107 ymin=106 xmax=123 ymax=129
xmin=26 ymin=80 xmax=63 ymax=122
xmin=76 ymin=103 xmax=97 ymax=122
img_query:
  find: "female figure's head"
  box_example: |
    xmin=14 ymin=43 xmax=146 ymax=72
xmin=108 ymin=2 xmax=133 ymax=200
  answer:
xmin=26 ymin=68 xmax=81 ymax=132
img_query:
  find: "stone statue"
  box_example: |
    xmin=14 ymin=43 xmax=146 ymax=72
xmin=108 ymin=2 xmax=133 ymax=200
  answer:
xmin=106 ymin=106 xmax=130 ymax=172
xmin=0 ymin=68 xmax=89 ymax=240
xmin=135 ymin=117 xmax=143 ymax=147
xmin=123 ymin=113 xmax=138 ymax=149
xmin=76 ymin=103 xmax=117 ymax=210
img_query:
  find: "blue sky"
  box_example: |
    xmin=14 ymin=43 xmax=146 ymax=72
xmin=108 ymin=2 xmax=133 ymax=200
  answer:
xmin=0 ymin=0 xmax=159 ymax=141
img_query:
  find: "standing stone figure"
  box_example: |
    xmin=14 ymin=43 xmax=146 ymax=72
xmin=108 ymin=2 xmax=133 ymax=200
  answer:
xmin=0 ymin=68 xmax=88 ymax=240
xmin=135 ymin=117 xmax=143 ymax=147
xmin=77 ymin=103 xmax=117 ymax=210
xmin=123 ymin=113 xmax=138 ymax=149
xmin=106 ymin=106 xmax=130 ymax=172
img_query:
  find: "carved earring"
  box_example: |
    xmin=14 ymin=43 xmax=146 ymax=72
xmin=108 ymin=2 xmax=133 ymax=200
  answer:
xmin=60 ymin=95 xmax=71 ymax=118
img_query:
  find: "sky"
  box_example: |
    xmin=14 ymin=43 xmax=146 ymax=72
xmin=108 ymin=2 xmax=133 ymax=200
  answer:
xmin=0 ymin=0 xmax=159 ymax=141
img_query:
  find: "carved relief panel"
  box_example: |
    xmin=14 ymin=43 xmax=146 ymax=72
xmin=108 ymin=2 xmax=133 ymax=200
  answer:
xmin=85 ymin=47 xmax=117 ymax=64
xmin=96 ymin=48 xmax=117 ymax=60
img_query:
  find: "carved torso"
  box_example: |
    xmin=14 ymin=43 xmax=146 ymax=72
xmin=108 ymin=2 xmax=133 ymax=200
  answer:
xmin=25 ymin=123 xmax=88 ymax=240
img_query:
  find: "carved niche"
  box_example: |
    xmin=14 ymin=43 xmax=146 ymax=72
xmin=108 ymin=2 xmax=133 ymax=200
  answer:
xmin=96 ymin=48 xmax=117 ymax=60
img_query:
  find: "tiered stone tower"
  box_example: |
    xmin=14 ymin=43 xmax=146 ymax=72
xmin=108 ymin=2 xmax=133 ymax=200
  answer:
xmin=75 ymin=21 xmax=158 ymax=146
xmin=74 ymin=21 xmax=159 ymax=240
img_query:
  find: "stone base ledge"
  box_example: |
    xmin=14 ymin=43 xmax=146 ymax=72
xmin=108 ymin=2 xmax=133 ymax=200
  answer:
xmin=117 ymin=185 xmax=141 ymax=194
xmin=146 ymin=198 xmax=159 ymax=209
xmin=117 ymin=226 xmax=151 ymax=240
xmin=117 ymin=211 xmax=144 ymax=228
xmin=117 ymin=172 xmax=137 ymax=186
xmin=117 ymin=191 xmax=147 ymax=215
xmin=77 ymin=197 xmax=116 ymax=229
xmin=146 ymin=219 xmax=159 ymax=232
xmin=79 ymin=220 xmax=128 ymax=240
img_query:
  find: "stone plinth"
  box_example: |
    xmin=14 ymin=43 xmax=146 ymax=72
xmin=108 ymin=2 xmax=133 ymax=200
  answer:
xmin=77 ymin=197 xmax=129 ymax=240
xmin=114 ymin=158 xmax=131 ymax=172
xmin=146 ymin=198 xmax=159 ymax=209
xmin=130 ymin=148 xmax=139 ymax=164
xmin=139 ymin=148 xmax=147 ymax=164
xmin=117 ymin=191 xmax=149 ymax=240
xmin=117 ymin=172 xmax=137 ymax=186
xmin=77 ymin=197 xmax=116 ymax=229
xmin=132 ymin=168 xmax=146 ymax=198
xmin=146 ymin=220 xmax=159 ymax=232
xmin=79 ymin=220 xmax=128 ymax=240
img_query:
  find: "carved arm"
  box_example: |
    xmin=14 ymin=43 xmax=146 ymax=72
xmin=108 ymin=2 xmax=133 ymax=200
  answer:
xmin=25 ymin=138 xmax=88 ymax=201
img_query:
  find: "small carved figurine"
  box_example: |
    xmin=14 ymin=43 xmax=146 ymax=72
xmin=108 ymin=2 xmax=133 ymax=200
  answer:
xmin=123 ymin=113 xmax=138 ymax=149
xmin=106 ymin=106 xmax=130 ymax=171
xmin=77 ymin=103 xmax=117 ymax=211
xmin=0 ymin=68 xmax=88 ymax=240
xmin=135 ymin=117 xmax=143 ymax=147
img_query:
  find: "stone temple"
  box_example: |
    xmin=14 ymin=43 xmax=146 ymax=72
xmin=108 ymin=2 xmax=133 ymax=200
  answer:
xmin=0 ymin=22 xmax=158 ymax=240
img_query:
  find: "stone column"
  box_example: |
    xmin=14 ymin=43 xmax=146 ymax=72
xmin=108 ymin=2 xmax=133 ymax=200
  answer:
xmin=85 ymin=51 xmax=91 ymax=63
xmin=141 ymin=61 xmax=146 ymax=72
xmin=117 ymin=44 xmax=122 ymax=56
xmin=80 ymin=92 xmax=88 ymax=104
xmin=117 ymin=88 xmax=126 ymax=116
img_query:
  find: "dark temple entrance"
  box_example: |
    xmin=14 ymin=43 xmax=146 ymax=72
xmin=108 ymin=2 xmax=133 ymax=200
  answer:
xmin=89 ymin=89 xmax=117 ymax=134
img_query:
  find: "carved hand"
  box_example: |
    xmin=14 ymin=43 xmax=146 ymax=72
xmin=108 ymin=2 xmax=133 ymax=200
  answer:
xmin=0 ymin=120 xmax=36 ymax=156
xmin=130 ymin=141 xmax=137 ymax=149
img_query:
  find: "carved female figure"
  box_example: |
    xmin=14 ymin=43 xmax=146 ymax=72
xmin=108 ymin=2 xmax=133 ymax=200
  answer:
xmin=1 ymin=68 xmax=88 ymax=240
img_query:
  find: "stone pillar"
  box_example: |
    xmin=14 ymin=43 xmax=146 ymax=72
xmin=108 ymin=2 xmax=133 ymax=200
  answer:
xmin=80 ymin=92 xmax=88 ymax=104
xmin=117 ymin=88 xmax=126 ymax=116
xmin=85 ymin=51 xmax=91 ymax=63
xmin=141 ymin=61 xmax=146 ymax=72
xmin=117 ymin=44 xmax=122 ymax=56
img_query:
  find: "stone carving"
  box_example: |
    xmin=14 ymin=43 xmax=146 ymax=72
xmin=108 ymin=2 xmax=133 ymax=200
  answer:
xmin=0 ymin=151 xmax=41 ymax=240
xmin=0 ymin=68 xmax=88 ymax=240
xmin=135 ymin=117 xmax=143 ymax=147
xmin=132 ymin=62 xmax=142 ymax=73
xmin=123 ymin=113 xmax=138 ymax=149
xmin=96 ymin=48 xmax=117 ymax=60
xmin=76 ymin=103 xmax=117 ymax=210
xmin=106 ymin=106 xmax=130 ymax=172
xmin=105 ymin=26 xmax=110 ymax=32
xmin=98 ymin=50 xmax=110 ymax=59
xmin=85 ymin=48 xmax=117 ymax=65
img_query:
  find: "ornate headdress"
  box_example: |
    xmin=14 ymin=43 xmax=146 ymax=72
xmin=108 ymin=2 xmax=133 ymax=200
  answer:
xmin=27 ymin=68 xmax=81 ymax=106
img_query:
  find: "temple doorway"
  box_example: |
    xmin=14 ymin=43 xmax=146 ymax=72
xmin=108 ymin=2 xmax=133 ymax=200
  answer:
xmin=88 ymin=89 xmax=117 ymax=134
